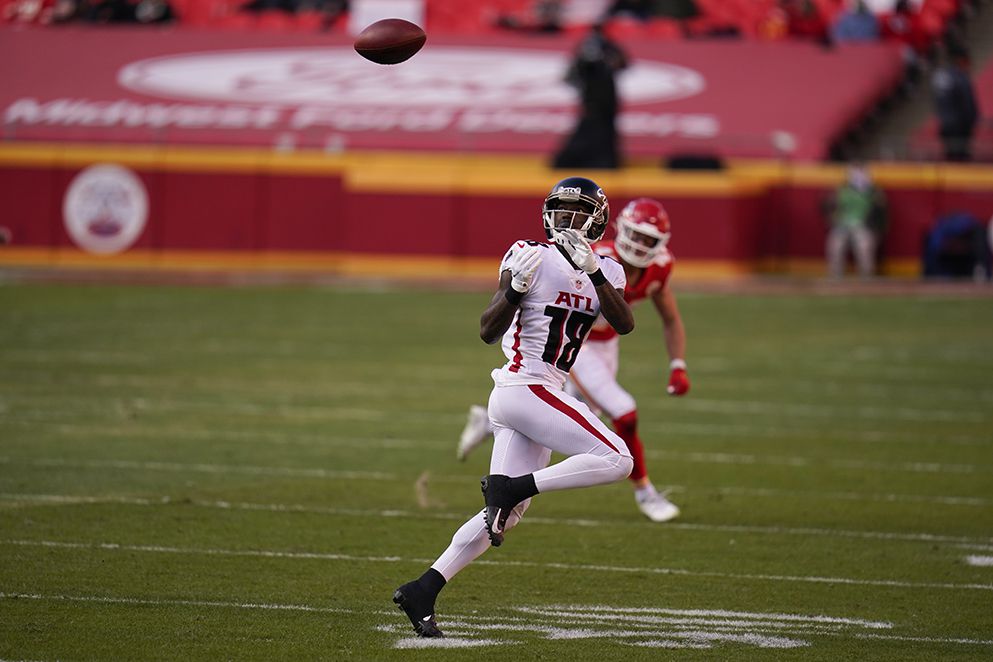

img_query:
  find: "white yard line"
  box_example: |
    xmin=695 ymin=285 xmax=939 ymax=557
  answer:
xmin=7 ymin=448 xmax=993 ymax=506
xmin=705 ymin=486 xmax=992 ymax=507
xmin=384 ymin=607 xmax=993 ymax=648
xmin=2 ymin=493 xmax=991 ymax=547
xmin=0 ymin=457 xmax=392 ymax=481
xmin=3 ymin=453 xmax=991 ymax=486
xmin=0 ymin=395 xmax=458 ymax=423
xmin=649 ymin=451 xmax=986 ymax=475
xmin=3 ymin=592 xmax=991 ymax=650
xmin=965 ymin=556 xmax=993 ymax=567
xmin=523 ymin=605 xmax=892 ymax=628
xmin=392 ymin=636 xmax=510 ymax=649
xmin=641 ymin=421 xmax=991 ymax=447
xmin=3 ymin=538 xmax=992 ymax=592
xmin=854 ymin=633 xmax=993 ymax=646
xmin=665 ymin=398 xmax=988 ymax=424
xmin=4 ymin=392 xmax=988 ymax=425
xmin=695 ymin=377 xmax=993 ymax=404
xmin=10 ymin=417 xmax=990 ymax=448
xmin=956 ymin=544 xmax=993 ymax=552
xmin=0 ymin=591 xmax=352 ymax=614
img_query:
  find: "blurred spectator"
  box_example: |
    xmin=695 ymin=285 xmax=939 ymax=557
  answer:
xmin=823 ymin=163 xmax=888 ymax=278
xmin=242 ymin=0 xmax=295 ymax=10
xmin=302 ymin=0 xmax=346 ymax=25
xmin=134 ymin=0 xmax=174 ymax=23
xmin=652 ymin=0 xmax=698 ymax=19
xmin=495 ymin=0 xmax=563 ymax=34
xmin=931 ymin=45 xmax=979 ymax=162
xmin=605 ymin=0 xmax=654 ymax=21
xmin=241 ymin=0 xmax=346 ymax=27
xmin=59 ymin=0 xmax=175 ymax=23
xmin=82 ymin=0 xmax=140 ymax=22
xmin=552 ymin=22 xmax=629 ymax=169
xmin=831 ymin=0 xmax=879 ymax=43
xmin=880 ymin=0 xmax=931 ymax=55
xmin=782 ymin=0 xmax=830 ymax=45
xmin=880 ymin=0 xmax=930 ymax=85
xmin=52 ymin=0 xmax=83 ymax=22
xmin=923 ymin=211 xmax=992 ymax=280
xmin=3 ymin=0 xmax=56 ymax=23
xmin=757 ymin=4 xmax=790 ymax=40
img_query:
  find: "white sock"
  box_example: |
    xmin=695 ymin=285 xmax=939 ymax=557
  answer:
xmin=635 ymin=484 xmax=658 ymax=502
xmin=431 ymin=510 xmax=491 ymax=581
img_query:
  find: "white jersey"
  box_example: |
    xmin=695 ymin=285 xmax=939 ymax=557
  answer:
xmin=492 ymin=240 xmax=626 ymax=390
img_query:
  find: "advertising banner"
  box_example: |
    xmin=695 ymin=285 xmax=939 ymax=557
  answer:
xmin=0 ymin=28 xmax=903 ymax=160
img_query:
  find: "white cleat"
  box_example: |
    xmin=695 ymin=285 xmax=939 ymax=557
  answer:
xmin=636 ymin=492 xmax=681 ymax=523
xmin=457 ymin=405 xmax=491 ymax=462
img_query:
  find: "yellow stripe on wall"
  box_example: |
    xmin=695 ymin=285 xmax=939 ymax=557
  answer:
xmin=0 ymin=246 xmax=750 ymax=281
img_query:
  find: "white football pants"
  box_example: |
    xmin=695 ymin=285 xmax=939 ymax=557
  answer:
xmin=565 ymin=336 xmax=636 ymax=420
xmin=432 ymin=383 xmax=633 ymax=581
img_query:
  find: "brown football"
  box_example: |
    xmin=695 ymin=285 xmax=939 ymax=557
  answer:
xmin=354 ymin=18 xmax=427 ymax=65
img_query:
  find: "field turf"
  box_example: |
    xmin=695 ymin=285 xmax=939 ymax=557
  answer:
xmin=0 ymin=282 xmax=991 ymax=660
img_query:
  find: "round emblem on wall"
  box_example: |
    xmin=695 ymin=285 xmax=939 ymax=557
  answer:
xmin=63 ymin=164 xmax=149 ymax=255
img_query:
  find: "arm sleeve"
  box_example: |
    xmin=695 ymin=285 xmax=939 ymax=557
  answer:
xmin=603 ymin=258 xmax=626 ymax=290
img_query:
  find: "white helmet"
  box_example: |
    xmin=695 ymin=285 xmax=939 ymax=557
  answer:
xmin=614 ymin=198 xmax=671 ymax=268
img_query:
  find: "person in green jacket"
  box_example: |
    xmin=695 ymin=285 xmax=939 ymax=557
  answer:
xmin=824 ymin=163 xmax=887 ymax=278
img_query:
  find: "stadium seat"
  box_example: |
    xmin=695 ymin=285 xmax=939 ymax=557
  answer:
xmin=256 ymin=10 xmax=294 ymax=31
xmin=604 ymin=17 xmax=648 ymax=41
xmin=645 ymin=18 xmax=683 ymax=39
xmin=171 ymin=0 xmax=225 ymax=27
xmin=293 ymin=10 xmax=327 ymax=32
xmin=216 ymin=11 xmax=258 ymax=30
xmin=0 ymin=0 xmax=17 ymax=23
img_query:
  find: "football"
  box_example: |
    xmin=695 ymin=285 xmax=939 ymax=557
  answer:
xmin=354 ymin=18 xmax=427 ymax=65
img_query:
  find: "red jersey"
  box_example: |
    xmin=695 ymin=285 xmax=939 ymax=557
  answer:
xmin=587 ymin=239 xmax=674 ymax=341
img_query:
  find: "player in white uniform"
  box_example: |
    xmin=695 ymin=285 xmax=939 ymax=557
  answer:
xmin=457 ymin=198 xmax=690 ymax=523
xmin=392 ymin=177 xmax=635 ymax=638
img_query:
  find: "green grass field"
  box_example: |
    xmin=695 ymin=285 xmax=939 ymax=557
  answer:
xmin=1 ymin=282 xmax=991 ymax=660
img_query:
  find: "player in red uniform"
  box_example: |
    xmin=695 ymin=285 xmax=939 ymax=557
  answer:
xmin=458 ymin=197 xmax=689 ymax=522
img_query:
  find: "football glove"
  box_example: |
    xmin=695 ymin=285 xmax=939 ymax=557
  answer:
xmin=553 ymin=228 xmax=599 ymax=274
xmin=667 ymin=359 xmax=690 ymax=396
xmin=508 ymin=244 xmax=542 ymax=293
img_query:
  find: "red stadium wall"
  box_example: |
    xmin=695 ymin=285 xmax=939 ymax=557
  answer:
xmin=764 ymin=168 xmax=993 ymax=270
xmin=1 ymin=145 xmax=992 ymax=279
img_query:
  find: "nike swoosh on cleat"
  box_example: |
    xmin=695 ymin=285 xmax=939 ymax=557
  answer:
xmin=422 ymin=615 xmax=433 ymax=621
xmin=491 ymin=508 xmax=504 ymax=534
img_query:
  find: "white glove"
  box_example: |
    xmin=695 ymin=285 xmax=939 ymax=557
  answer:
xmin=508 ymin=244 xmax=543 ymax=293
xmin=554 ymin=228 xmax=598 ymax=274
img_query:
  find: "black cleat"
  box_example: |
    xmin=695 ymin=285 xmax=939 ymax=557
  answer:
xmin=481 ymin=474 xmax=519 ymax=547
xmin=393 ymin=581 xmax=444 ymax=637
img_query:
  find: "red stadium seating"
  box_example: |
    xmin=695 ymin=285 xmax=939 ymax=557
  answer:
xmin=256 ymin=10 xmax=294 ymax=31
xmin=0 ymin=0 xmax=967 ymax=55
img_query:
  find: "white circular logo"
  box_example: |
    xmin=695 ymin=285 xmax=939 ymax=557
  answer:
xmin=63 ymin=164 xmax=149 ymax=255
xmin=118 ymin=47 xmax=704 ymax=109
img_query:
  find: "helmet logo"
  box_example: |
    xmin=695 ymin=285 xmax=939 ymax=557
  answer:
xmin=557 ymin=186 xmax=582 ymax=195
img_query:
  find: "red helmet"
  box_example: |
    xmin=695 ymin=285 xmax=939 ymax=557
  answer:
xmin=614 ymin=198 xmax=671 ymax=267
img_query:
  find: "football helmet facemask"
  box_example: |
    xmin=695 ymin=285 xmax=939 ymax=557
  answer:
xmin=614 ymin=198 xmax=671 ymax=268
xmin=542 ymin=177 xmax=610 ymax=242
